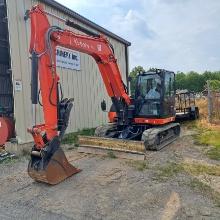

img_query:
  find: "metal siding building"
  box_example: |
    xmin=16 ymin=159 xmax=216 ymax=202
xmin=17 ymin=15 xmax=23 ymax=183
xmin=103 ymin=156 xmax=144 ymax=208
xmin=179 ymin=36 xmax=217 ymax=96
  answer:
xmin=2 ymin=0 xmax=130 ymax=144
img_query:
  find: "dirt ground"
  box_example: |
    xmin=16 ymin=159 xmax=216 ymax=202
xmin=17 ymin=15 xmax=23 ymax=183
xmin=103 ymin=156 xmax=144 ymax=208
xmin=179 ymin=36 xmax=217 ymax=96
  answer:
xmin=0 ymin=125 xmax=219 ymax=220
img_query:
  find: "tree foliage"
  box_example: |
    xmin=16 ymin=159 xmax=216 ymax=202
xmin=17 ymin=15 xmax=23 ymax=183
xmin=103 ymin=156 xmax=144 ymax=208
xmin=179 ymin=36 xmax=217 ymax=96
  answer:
xmin=208 ymin=80 xmax=220 ymax=91
xmin=129 ymin=66 xmax=145 ymax=95
xmin=129 ymin=66 xmax=220 ymax=94
xmin=175 ymin=71 xmax=220 ymax=92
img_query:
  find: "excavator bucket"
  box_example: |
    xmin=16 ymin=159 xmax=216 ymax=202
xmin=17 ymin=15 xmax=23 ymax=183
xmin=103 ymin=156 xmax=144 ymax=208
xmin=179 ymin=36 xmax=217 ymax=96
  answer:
xmin=28 ymin=139 xmax=80 ymax=185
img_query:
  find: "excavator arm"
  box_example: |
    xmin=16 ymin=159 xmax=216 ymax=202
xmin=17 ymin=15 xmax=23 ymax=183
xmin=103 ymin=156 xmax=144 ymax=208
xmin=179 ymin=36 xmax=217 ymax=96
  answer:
xmin=28 ymin=5 xmax=130 ymax=147
xmin=26 ymin=5 xmax=131 ymax=184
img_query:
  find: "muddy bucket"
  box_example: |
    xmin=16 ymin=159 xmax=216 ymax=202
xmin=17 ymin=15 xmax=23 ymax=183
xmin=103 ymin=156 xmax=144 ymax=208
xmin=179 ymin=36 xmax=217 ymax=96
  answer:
xmin=28 ymin=137 xmax=80 ymax=185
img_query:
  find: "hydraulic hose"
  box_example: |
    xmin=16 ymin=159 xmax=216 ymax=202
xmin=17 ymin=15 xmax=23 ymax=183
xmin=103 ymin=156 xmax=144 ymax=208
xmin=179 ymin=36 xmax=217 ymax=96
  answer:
xmin=31 ymin=51 xmax=39 ymax=104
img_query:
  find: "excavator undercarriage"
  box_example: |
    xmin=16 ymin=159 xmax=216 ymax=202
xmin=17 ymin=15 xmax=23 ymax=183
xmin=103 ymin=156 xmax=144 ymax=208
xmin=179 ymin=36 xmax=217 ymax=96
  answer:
xmin=78 ymin=122 xmax=180 ymax=159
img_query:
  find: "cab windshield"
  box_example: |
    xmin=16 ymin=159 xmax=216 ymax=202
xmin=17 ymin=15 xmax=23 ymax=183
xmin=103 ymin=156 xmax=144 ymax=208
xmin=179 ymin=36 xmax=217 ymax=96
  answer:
xmin=136 ymin=74 xmax=161 ymax=100
xmin=135 ymin=73 xmax=162 ymax=116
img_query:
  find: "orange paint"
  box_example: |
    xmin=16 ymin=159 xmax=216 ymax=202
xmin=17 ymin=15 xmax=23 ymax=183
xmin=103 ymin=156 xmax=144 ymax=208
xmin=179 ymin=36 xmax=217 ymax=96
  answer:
xmin=134 ymin=117 xmax=175 ymax=125
xmin=108 ymin=112 xmax=117 ymax=122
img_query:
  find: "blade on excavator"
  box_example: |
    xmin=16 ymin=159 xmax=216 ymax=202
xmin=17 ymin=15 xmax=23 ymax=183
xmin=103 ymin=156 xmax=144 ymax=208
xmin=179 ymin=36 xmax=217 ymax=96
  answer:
xmin=78 ymin=135 xmax=146 ymax=160
xmin=28 ymin=137 xmax=80 ymax=185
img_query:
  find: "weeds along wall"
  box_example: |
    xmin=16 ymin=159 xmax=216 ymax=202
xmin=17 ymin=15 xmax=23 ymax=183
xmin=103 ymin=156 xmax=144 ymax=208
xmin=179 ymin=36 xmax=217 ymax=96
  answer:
xmin=6 ymin=0 xmax=130 ymax=143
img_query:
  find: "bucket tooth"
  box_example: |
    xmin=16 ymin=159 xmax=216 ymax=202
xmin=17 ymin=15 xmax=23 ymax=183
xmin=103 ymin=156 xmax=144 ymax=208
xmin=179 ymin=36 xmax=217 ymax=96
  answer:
xmin=28 ymin=148 xmax=81 ymax=185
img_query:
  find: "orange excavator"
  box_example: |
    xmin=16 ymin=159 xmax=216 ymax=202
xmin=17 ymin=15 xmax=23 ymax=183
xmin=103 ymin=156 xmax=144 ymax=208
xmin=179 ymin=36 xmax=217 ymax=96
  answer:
xmin=25 ymin=5 xmax=180 ymax=185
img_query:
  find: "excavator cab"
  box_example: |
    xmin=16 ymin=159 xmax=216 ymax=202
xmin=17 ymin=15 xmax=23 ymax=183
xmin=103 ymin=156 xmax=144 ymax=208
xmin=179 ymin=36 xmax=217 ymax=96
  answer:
xmin=134 ymin=69 xmax=176 ymax=119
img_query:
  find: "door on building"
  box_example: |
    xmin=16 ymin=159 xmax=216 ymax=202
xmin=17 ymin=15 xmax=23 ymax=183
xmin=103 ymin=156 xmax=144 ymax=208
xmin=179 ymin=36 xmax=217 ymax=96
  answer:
xmin=0 ymin=0 xmax=13 ymax=117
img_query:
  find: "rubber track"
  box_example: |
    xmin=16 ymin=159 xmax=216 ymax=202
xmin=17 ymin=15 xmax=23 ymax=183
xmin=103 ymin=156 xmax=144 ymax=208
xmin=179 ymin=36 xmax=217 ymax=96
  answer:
xmin=142 ymin=123 xmax=180 ymax=151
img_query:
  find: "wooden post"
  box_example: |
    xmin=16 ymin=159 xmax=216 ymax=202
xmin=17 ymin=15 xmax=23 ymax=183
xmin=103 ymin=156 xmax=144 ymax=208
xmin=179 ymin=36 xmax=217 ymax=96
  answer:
xmin=207 ymin=81 xmax=212 ymax=123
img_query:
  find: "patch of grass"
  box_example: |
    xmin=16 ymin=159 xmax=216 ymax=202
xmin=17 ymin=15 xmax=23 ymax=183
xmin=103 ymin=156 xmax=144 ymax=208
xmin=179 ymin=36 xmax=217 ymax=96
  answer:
xmin=62 ymin=128 xmax=96 ymax=145
xmin=189 ymin=178 xmax=211 ymax=192
xmin=192 ymin=123 xmax=220 ymax=161
xmin=197 ymin=130 xmax=220 ymax=147
xmin=183 ymin=162 xmax=220 ymax=176
xmin=198 ymin=132 xmax=220 ymax=160
xmin=207 ymin=147 xmax=220 ymax=160
xmin=188 ymin=178 xmax=220 ymax=207
xmin=0 ymin=156 xmax=19 ymax=165
xmin=107 ymin=151 xmax=117 ymax=159
xmin=126 ymin=160 xmax=148 ymax=171
xmin=182 ymin=162 xmax=220 ymax=206
xmin=155 ymin=162 xmax=184 ymax=180
xmin=183 ymin=120 xmax=198 ymax=130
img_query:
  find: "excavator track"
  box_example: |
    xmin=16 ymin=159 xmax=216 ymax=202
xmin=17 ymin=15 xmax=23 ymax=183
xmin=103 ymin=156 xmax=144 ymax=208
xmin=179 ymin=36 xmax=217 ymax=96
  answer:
xmin=141 ymin=123 xmax=180 ymax=151
xmin=94 ymin=123 xmax=117 ymax=137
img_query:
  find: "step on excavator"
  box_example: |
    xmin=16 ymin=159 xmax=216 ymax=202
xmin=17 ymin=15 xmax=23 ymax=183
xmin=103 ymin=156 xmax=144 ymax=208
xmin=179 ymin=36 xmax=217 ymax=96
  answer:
xmin=25 ymin=5 xmax=180 ymax=185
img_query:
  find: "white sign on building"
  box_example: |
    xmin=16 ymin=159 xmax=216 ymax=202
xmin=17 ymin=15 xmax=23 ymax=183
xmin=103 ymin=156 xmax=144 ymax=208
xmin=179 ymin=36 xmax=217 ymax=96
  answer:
xmin=56 ymin=46 xmax=80 ymax=70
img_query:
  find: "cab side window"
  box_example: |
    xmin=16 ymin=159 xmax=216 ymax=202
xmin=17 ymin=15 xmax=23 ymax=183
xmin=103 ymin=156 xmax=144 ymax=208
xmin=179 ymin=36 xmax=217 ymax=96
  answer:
xmin=164 ymin=73 xmax=175 ymax=98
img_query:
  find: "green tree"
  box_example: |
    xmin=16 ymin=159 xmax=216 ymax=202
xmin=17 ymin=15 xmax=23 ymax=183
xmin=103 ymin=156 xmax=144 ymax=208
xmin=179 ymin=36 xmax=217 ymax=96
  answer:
xmin=185 ymin=71 xmax=205 ymax=92
xmin=203 ymin=71 xmax=220 ymax=82
xmin=129 ymin=66 xmax=145 ymax=96
xmin=175 ymin=72 xmax=186 ymax=90
xmin=175 ymin=70 xmax=220 ymax=92
xmin=208 ymin=80 xmax=220 ymax=91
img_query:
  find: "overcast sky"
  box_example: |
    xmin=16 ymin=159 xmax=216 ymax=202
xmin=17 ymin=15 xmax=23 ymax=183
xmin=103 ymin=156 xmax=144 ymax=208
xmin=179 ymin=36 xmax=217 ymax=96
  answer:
xmin=56 ymin=0 xmax=220 ymax=73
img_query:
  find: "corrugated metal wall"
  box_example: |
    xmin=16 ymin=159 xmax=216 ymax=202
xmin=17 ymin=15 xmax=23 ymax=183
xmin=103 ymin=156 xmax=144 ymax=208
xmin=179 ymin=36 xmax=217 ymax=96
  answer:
xmin=6 ymin=0 xmax=127 ymax=143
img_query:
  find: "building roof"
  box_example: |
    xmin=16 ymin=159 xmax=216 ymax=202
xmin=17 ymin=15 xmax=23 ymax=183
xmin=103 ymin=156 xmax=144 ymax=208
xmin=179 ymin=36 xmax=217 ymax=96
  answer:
xmin=40 ymin=0 xmax=131 ymax=46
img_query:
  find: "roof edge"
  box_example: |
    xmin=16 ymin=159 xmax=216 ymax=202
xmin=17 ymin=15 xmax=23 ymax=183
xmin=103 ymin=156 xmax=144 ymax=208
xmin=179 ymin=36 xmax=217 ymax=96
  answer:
xmin=40 ymin=0 xmax=131 ymax=46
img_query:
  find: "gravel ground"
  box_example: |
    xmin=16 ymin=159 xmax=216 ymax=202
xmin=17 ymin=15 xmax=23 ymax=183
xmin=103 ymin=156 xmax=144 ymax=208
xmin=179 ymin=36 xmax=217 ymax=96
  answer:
xmin=0 ymin=126 xmax=219 ymax=220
